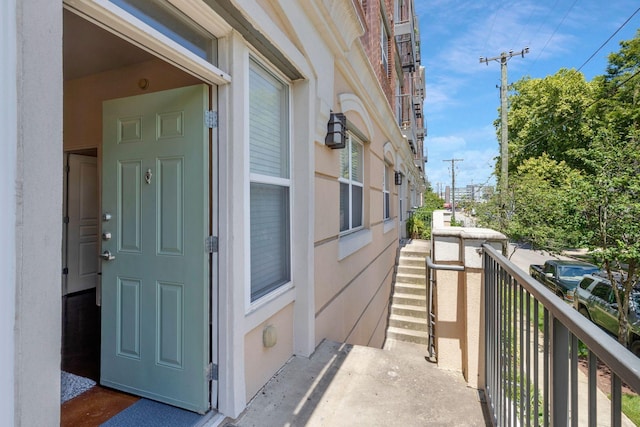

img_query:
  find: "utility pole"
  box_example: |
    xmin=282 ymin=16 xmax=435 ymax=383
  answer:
xmin=480 ymin=47 xmax=529 ymax=226
xmin=443 ymin=159 xmax=463 ymax=224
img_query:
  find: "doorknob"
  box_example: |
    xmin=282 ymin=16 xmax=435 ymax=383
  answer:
xmin=100 ymin=250 xmax=115 ymax=261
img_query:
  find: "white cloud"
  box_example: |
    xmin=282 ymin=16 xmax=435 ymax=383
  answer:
xmin=421 ymin=0 xmax=579 ymax=80
xmin=425 ymin=125 xmax=498 ymax=191
xmin=426 ymin=147 xmax=497 ymax=192
xmin=427 ymin=135 xmax=466 ymax=153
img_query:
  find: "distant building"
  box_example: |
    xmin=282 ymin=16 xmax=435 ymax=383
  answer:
xmin=445 ymin=184 xmax=494 ymax=206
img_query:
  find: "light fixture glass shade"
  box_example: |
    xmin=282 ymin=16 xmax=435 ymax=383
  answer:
xmin=395 ymin=171 xmax=403 ymax=185
xmin=325 ymin=112 xmax=346 ymax=149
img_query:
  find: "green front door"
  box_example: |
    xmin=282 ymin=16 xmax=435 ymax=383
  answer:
xmin=101 ymin=84 xmax=211 ymax=413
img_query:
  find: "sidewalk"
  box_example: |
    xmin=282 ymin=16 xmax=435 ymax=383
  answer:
xmin=222 ymin=339 xmax=488 ymax=426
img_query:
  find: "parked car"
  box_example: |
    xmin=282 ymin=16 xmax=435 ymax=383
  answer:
xmin=529 ymin=259 xmax=600 ymax=302
xmin=573 ymin=273 xmax=640 ymax=356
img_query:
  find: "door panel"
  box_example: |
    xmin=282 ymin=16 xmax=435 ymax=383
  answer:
xmin=101 ymin=85 xmax=211 ymax=413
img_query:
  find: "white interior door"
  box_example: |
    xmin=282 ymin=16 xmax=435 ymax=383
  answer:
xmin=64 ymin=153 xmax=99 ymax=296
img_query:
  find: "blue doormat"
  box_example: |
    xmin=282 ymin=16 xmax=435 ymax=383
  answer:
xmin=100 ymin=399 xmax=202 ymax=427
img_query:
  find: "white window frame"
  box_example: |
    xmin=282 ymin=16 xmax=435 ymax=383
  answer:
xmin=339 ymin=132 xmax=364 ymax=234
xmin=247 ymin=56 xmax=292 ymax=308
xmin=381 ymin=16 xmax=389 ymax=76
xmin=383 ymin=163 xmax=391 ymax=221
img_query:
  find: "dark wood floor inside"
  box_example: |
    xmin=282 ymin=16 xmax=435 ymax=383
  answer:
xmin=61 ymin=386 xmax=139 ymax=427
xmin=61 ymin=289 xmax=140 ymax=426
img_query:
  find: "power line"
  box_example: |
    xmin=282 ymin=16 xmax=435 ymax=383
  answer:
xmin=526 ymin=0 xmax=578 ymax=74
xmin=525 ymin=0 xmax=578 ymax=75
xmin=577 ymin=6 xmax=640 ymax=72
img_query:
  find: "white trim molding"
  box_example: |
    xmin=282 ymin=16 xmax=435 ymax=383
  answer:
xmin=338 ymin=93 xmax=374 ymax=141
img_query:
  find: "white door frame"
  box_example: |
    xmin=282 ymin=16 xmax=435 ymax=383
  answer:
xmin=63 ymin=0 xmax=231 ymax=86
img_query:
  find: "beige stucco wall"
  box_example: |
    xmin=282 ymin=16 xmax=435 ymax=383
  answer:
xmin=64 ymin=59 xmax=200 ymax=151
xmin=314 ymin=126 xmax=398 ymax=348
xmin=244 ymin=304 xmax=294 ymax=401
xmin=432 ymin=228 xmax=506 ymax=388
xmin=314 ymin=239 xmax=395 ymax=347
xmin=312 ymin=57 xmax=400 ymax=349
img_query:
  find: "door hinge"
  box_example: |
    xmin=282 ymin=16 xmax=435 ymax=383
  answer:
xmin=206 ymin=363 xmax=218 ymax=381
xmin=205 ymin=110 xmax=218 ymax=129
xmin=63 ymin=216 xmax=70 ymax=224
xmin=206 ymin=236 xmax=218 ymax=253
xmin=62 ymin=267 xmax=68 ymax=275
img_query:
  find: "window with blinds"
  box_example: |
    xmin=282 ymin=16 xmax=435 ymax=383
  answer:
xmin=339 ymin=133 xmax=364 ymax=232
xmin=383 ymin=164 xmax=390 ymax=220
xmin=249 ymin=58 xmax=291 ymax=302
xmin=381 ymin=16 xmax=389 ymax=76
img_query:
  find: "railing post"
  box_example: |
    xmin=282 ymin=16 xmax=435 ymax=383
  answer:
xmin=430 ymin=225 xmax=506 ymax=389
xmin=551 ymin=316 xmax=570 ymax=426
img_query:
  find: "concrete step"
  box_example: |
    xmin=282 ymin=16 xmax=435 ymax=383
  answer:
xmin=389 ymin=313 xmax=428 ymax=332
xmin=395 ymin=272 xmax=426 ymax=286
xmin=394 ymin=282 xmax=426 ymax=297
xmin=399 ymin=249 xmax=429 ymax=259
xmin=392 ymin=292 xmax=426 ymax=307
xmin=396 ymin=264 xmax=425 ymax=276
xmin=397 ymin=256 xmax=426 ymax=269
xmin=386 ymin=326 xmax=429 ymax=345
xmin=390 ymin=303 xmax=427 ymax=319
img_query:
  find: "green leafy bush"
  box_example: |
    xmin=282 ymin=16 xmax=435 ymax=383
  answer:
xmin=406 ymin=192 xmax=443 ymax=239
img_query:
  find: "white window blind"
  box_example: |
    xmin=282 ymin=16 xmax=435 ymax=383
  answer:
xmin=383 ymin=164 xmax=390 ymax=220
xmin=381 ymin=17 xmax=389 ymax=76
xmin=339 ymin=133 xmax=364 ymax=232
xmin=249 ymin=58 xmax=291 ymax=302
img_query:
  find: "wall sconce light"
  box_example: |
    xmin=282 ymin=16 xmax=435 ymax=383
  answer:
xmin=325 ymin=112 xmax=347 ymax=149
xmin=395 ymin=171 xmax=403 ymax=186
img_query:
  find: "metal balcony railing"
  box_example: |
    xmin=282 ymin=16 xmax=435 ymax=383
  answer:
xmin=482 ymin=244 xmax=640 ymax=426
xmin=396 ymin=1 xmax=411 ymax=24
xmin=396 ymin=34 xmax=415 ymax=71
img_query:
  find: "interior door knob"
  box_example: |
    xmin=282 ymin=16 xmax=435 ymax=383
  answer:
xmin=100 ymin=250 xmax=115 ymax=261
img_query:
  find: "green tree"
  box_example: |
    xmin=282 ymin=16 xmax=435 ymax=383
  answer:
xmin=485 ymin=29 xmax=640 ymax=347
xmin=578 ymin=132 xmax=640 ymax=347
xmin=576 ymin=30 xmax=640 ymax=347
xmin=505 ymin=154 xmax=591 ymax=252
xmin=501 ymin=69 xmax=595 ymax=173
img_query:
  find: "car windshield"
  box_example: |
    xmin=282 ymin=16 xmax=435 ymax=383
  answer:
xmin=630 ymin=291 xmax=640 ymax=315
xmin=558 ymin=265 xmax=599 ymax=281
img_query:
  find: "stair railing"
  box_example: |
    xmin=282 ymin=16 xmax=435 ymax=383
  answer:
xmin=425 ymin=256 xmax=464 ymax=361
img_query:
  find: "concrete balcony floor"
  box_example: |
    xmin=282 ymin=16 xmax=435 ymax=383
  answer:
xmin=223 ymin=339 xmax=489 ymax=426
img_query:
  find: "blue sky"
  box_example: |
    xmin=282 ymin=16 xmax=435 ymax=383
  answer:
xmin=416 ymin=1 xmax=640 ymax=195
